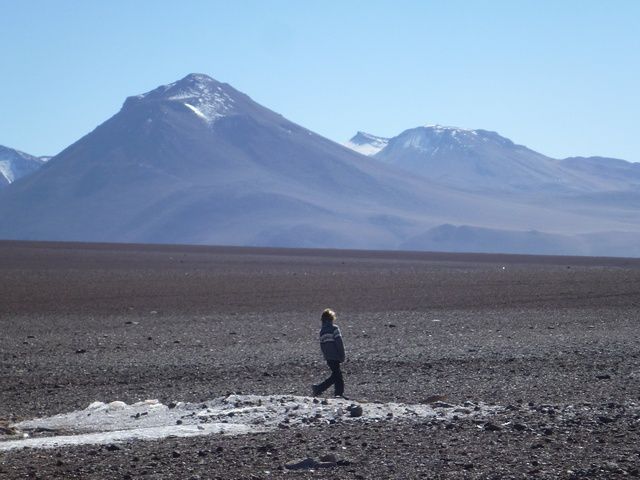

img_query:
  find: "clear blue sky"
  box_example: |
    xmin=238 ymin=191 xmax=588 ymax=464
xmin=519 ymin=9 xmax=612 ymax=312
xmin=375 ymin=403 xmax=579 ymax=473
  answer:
xmin=2 ymin=0 xmax=639 ymax=161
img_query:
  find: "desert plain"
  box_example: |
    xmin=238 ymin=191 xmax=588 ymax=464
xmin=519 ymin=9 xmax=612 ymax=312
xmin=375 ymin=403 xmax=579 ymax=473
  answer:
xmin=1 ymin=240 xmax=639 ymax=479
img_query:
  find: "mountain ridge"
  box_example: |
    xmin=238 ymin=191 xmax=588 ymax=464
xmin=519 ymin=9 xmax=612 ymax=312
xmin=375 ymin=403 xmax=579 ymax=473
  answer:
xmin=1 ymin=73 xmax=640 ymax=256
xmin=346 ymin=126 xmax=639 ymax=194
xmin=0 ymin=145 xmax=48 ymax=187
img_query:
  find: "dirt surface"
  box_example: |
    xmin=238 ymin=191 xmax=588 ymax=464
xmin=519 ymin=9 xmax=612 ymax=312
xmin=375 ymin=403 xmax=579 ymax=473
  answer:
xmin=1 ymin=240 xmax=640 ymax=479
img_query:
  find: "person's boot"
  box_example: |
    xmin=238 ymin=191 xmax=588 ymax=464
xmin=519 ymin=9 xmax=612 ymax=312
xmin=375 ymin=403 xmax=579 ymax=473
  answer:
xmin=312 ymin=384 xmax=322 ymax=397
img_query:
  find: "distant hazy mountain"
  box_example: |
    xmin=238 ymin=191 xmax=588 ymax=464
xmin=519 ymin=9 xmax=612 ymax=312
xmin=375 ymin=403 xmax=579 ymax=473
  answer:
xmin=347 ymin=125 xmax=638 ymax=194
xmin=0 ymin=145 xmax=47 ymax=187
xmin=560 ymin=156 xmax=640 ymax=187
xmin=344 ymin=132 xmax=389 ymax=156
xmin=401 ymin=224 xmax=640 ymax=257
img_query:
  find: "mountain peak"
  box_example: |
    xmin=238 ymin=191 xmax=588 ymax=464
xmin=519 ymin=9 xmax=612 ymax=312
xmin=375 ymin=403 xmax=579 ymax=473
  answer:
xmin=345 ymin=131 xmax=389 ymax=156
xmin=127 ymin=73 xmax=236 ymax=124
xmin=408 ymin=125 xmax=516 ymax=148
xmin=0 ymin=145 xmax=46 ymax=185
xmin=423 ymin=124 xmax=473 ymax=133
xmin=181 ymin=72 xmax=216 ymax=84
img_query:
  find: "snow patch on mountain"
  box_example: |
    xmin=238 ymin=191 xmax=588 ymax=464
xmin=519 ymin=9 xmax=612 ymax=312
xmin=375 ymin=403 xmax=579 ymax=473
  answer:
xmin=345 ymin=131 xmax=389 ymax=156
xmin=183 ymin=102 xmax=209 ymax=121
xmin=0 ymin=161 xmax=14 ymax=183
xmin=134 ymin=73 xmax=236 ymax=124
xmin=168 ymin=86 xmax=234 ymax=124
xmin=423 ymin=124 xmax=477 ymax=135
xmin=0 ymin=146 xmax=46 ymax=184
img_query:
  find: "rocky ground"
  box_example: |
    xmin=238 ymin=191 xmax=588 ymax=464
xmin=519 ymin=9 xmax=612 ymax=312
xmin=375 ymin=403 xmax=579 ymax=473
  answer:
xmin=1 ymin=240 xmax=639 ymax=479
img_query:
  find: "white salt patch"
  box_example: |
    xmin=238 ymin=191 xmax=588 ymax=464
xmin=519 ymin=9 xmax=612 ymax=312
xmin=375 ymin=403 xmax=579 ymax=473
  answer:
xmin=0 ymin=395 xmax=499 ymax=452
xmin=0 ymin=424 xmax=250 ymax=451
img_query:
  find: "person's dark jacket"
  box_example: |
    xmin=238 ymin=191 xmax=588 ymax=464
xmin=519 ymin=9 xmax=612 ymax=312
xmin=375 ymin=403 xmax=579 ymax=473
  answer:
xmin=319 ymin=321 xmax=345 ymax=362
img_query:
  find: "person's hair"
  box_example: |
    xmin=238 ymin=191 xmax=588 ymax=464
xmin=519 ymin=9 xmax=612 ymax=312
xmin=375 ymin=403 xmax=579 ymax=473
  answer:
xmin=321 ymin=308 xmax=336 ymax=323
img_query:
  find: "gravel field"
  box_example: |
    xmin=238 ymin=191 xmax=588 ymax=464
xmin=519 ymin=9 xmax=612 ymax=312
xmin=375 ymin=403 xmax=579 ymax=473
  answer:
xmin=1 ymin=240 xmax=639 ymax=479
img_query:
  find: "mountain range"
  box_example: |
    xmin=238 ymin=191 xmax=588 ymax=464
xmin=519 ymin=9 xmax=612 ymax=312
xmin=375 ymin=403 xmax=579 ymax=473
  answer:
xmin=347 ymin=125 xmax=640 ymax=194
xmin=1 ymin=73 xmax=639 ymax=256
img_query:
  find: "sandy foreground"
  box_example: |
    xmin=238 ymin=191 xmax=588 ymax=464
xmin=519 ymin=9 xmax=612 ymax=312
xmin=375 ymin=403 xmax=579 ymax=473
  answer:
xmin=1 ymin=240 xmax=639 ymax=479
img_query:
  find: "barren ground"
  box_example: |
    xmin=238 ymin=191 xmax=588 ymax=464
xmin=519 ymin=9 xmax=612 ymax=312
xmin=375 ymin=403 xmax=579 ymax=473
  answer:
xmin=1 ymin=240 xmax=639 ymax=479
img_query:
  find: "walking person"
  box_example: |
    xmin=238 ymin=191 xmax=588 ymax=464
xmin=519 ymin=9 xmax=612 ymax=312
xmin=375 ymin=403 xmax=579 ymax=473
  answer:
xmin=312 ymin=308 xmax=347 ymax=399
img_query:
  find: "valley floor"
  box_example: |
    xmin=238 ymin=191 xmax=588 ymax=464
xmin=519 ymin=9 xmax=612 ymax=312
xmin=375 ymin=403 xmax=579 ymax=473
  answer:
xmin=1 ymin=241 xmax=639 ymax=479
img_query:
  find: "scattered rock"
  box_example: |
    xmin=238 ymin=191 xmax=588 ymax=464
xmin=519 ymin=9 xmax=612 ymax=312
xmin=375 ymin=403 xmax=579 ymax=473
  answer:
xmin=484 ymin=422 xmax=502 ymax=432
xmin=0 ymin=424 xmax=20 ymax=435
xmin=105 ymin=444 xmax=121 ymax=451
xmin=347 ymin=404 xmax=363 ymax=417
xmin=598 ymin=416 xmax=615 ymax=424
xmin=604 ymin=461 xmax=625 ymax=474
xmin=285 ymin=455 xmax=343 ymax=471
xmin=285 ymin=458 xmax=318 ymax=470
xmin=319 ymin=454 xmax=338 ymax=463
xmin=596 ymin=374 xmax=611 ymax=380
xmin=424 ymin=395 xmax=448 ymax=404
xmin=432 ymin=401 xmax=454 ymax=408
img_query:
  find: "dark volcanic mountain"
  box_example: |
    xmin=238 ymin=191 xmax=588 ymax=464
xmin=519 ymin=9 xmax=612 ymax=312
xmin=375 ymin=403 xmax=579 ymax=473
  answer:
xmin=0 ymin=145 xmax=47 ymax=188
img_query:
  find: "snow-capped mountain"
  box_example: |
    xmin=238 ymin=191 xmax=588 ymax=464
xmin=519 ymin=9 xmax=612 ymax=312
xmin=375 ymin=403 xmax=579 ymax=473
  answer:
xmin=0 ymin=74 xmax=459 ymax=247
xmin=347 ymin=125 xmax=638 ymax=194
xmin=344 ymin=132 xmax=389 ymax=156
xmin=2 ymin=74 xmax=640 ymax=256
xmin=127 ymin=73 xmax=238 ymax=125
xmin=0 ymin=145 xmax=47 ymax=187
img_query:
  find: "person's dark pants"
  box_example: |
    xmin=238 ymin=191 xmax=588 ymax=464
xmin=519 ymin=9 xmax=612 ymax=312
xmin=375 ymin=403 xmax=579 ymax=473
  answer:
xmin=316 ymin=360 xmax=344 ymax=396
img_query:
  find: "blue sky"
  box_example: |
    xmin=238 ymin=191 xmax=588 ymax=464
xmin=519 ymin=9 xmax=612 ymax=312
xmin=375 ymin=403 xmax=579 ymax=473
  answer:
xmin=2 ymin=0 xmax=639 ymax=161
